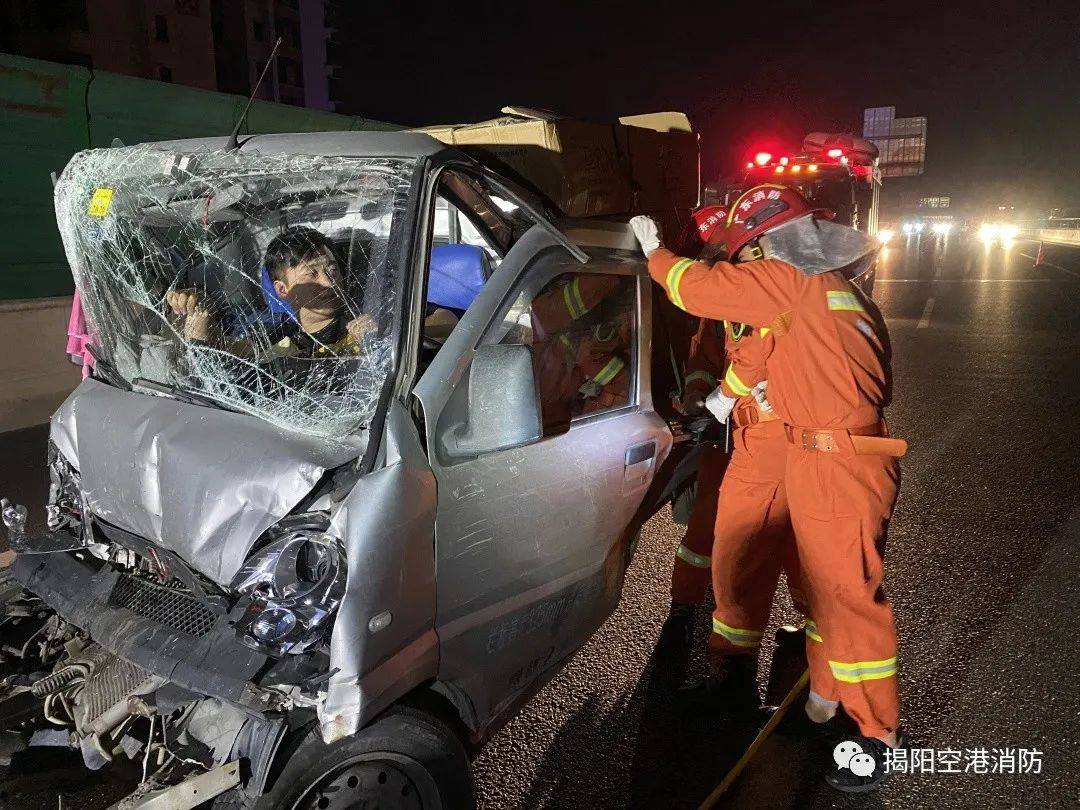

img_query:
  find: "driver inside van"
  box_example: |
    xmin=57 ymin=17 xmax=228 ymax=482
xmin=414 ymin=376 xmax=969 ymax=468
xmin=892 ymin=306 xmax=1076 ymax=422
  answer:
xmin=166 ymin=227 xmax=376 ymax=359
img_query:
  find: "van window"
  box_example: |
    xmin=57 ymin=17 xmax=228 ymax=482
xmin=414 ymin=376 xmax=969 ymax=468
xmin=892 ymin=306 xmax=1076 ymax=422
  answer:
xmin=495 ymin=272 xmax=636 ymax=434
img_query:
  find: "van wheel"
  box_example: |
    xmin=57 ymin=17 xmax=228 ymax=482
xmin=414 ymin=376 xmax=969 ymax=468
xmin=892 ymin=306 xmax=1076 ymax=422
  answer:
xmin=253 ymin=707 xmax=474 ymax=810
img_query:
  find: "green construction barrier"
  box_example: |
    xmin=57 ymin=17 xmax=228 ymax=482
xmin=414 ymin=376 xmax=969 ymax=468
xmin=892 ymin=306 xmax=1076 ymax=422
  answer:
xmin=0 ymin=55 xmax=91 ymax=298
xmin=0 ymin=52 xmax=400 ymax=300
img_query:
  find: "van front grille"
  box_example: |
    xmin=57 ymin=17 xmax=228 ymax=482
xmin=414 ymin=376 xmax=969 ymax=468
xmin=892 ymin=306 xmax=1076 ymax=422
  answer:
xmin=107 ymin=574 xmax=217 ymax=638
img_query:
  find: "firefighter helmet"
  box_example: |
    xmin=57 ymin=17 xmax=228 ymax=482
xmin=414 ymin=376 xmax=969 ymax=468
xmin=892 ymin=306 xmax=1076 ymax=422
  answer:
xmin=691 ymin=205 xmax=728 ymax=244
xmin=718 ymin=184 xmax=824 ymax=259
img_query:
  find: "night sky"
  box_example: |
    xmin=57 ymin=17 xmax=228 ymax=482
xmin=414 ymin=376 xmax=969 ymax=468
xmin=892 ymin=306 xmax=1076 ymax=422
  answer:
xmin=341 ymin=0 xmax=1080 ymax=209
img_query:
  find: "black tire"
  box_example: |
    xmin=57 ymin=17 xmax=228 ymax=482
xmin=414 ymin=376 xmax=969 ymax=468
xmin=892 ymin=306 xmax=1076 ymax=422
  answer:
xmin=250 ymin=707 xmax=474 ymax=810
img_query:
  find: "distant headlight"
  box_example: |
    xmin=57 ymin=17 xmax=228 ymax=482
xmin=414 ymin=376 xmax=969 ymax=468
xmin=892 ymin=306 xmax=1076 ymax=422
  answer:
xmin=999 ymin=223 xmax=1019 ymax=241
xmin=231 ymin=517 xmax=346 ymax=656
xmin=931 ymin=222 xmax=953 ymax=236
xmin=978 ymin=223 xmax=999 ymax=242
xmin=877 ymin=229 xmax=894 ymax=245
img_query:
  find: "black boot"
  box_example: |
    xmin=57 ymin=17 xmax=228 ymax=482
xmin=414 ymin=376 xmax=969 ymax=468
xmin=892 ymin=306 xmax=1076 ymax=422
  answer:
xmin=655 ymin=602 xmax=695 ymax=688
xmin=658 ymin=602 xmax=695 ymax=649
xmin=676 ymin=654 xmax=761 ymax=717
xmin=825 ymin=734 xmax=905 ymax=793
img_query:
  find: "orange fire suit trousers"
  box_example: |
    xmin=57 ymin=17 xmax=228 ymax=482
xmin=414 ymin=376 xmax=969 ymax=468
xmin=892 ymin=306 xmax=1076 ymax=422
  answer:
xmin=708 ymin=419 xmax=836 ymax=706
xmin=670 ymin=443 xmax=729 ymax=604
xmin=785 ymin=441 xmax=901 ymax=739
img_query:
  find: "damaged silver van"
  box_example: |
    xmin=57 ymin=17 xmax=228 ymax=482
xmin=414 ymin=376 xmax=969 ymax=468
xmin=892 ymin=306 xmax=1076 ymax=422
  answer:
xmin=0 ymin=132 xmax=695 ymax=808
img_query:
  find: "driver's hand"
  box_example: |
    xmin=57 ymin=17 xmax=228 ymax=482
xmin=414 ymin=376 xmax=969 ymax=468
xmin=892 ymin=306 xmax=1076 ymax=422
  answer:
xmin=166 ymin=288 xmax=201 ymax=316
xmin=346 ymin=314 xmax=376 ymax=343
xmin=166 ymin=289 xmax=211 ymax=342
xmin=184 ymin=309 xmax=211 ymax=342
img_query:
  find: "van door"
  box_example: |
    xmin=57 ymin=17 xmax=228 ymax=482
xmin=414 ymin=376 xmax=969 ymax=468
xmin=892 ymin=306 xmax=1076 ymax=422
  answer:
xmin=411 ymin=184 xmax=671 ymax=732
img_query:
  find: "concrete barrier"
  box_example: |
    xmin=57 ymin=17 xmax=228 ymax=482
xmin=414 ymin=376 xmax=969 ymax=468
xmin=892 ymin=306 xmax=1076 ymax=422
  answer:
xmin=0 ymin=297 xmax=80 ymax=432
xmin=1032 ymin=228 xmax=1080 ymax=247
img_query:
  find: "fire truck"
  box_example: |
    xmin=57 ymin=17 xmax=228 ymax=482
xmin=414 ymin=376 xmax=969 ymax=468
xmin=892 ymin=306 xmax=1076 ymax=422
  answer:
xmin=706 ymin=132 xmax=882 ymax=236
xmin=704 ymin=132 xmax=883 ymax=292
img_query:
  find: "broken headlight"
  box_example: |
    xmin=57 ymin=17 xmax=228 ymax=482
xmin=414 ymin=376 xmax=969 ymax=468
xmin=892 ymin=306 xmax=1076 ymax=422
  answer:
xmin=47 ymin=441 xmax=86 ymax=534
xmin=2 ymin=442 xmax=93 ymax=554
xmin=231 ymin=519 xmax=346 ymax=656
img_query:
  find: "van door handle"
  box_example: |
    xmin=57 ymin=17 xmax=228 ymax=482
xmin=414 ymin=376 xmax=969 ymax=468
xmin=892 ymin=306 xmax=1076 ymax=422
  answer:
xmin=625 ymin=441 xmax=656 ymax=466
xmin=624 ymin=441 xmax=656 ymax=488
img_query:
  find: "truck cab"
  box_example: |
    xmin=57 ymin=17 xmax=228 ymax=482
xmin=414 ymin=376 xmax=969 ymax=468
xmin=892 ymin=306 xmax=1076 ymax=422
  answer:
xmin=0 ymin=131 xmax=693 ymax=808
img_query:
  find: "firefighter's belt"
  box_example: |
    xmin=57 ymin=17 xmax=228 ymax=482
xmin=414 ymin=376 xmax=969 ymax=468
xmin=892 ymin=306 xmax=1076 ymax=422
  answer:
xmin=784 ymin=422 xmax=907 ymax=457
xmin=731 ymin=400 xmax=780 ymax=429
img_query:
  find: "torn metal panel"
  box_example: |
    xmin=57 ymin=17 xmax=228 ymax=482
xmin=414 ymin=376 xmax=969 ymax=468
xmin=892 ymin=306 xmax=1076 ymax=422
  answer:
xmin=54 ymin=144 xmax=415 ymax=439
xmin=108 ymin=760 xmax=242 ymax=810
xmin=51 ymin=378 xmax=362 ymax=585
xmin=319 ymin=402 xmax=438 ymax=742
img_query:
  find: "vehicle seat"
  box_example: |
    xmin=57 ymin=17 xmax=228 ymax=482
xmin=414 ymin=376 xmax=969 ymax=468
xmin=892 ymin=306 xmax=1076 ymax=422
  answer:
xmin=260 ymin=265 xmax=299 ymax=323
xmin=428 ymin=244 xmax=490 ymax=314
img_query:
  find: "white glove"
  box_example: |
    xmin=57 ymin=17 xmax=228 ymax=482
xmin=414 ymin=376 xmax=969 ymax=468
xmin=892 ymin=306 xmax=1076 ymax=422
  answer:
xmin=629 ymin=215 xmax=662 ymax=256
xmin=751 ymin=380 xmax=773 ymax=413
xmin=705 ymin=386 xmax=738 ymax=423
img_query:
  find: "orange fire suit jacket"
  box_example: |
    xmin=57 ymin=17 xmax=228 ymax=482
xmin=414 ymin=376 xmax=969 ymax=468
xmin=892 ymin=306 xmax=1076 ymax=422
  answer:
xmin=649 ymin=249 xmax=890 ymax=430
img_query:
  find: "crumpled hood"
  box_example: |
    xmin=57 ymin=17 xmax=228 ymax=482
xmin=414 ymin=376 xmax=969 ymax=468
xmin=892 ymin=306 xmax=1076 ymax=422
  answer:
xmin=51 ymin=379 xmax=364 ymax=586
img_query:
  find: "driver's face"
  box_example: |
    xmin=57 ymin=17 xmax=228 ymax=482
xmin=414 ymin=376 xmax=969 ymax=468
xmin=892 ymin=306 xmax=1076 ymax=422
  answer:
xmin=278 ymin=249 xmax=344 ymax=315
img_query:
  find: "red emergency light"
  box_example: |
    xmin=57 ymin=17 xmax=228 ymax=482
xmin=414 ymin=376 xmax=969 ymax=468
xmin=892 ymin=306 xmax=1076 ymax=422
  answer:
xmin=774 ymin=165 xmax=785 ymax=173
xmin=746 ymin=162 xmax=754 ymax=169
xmin=827 ymin=148 xmax=843 ymax=158
xmin=754 ymin=152 xmax=772 ymax=166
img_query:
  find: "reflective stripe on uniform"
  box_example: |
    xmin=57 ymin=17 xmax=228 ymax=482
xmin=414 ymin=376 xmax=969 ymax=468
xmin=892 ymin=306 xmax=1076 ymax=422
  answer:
xmin=826 ymin=290 xmax=865 ymax=313
xmin=592 ymin=356 xmax=625 ymax=386
xmin=675 ymin=544 xmax=710 ymax=569
xmin=665 ymin=258 xmax=695 ymax=310
xmin=724 ymin=364 xmax=752 ymax=397
xmin=726 ymin=321 xmax=750 ymax=342
xmin=712 ymin=617 xmax=763 ymax=648
xmin=828 ymin=656 xmax=897 ymax=683
xmin=684 ymin=370 xmax=718 ymax=389
xmin=760 ymin=327 xmax=771 ymax=337
xmin=562 ymin=278 xmax=589 ymax=319
xmin=805 ymin=618 xmax=823 ymax=643
xmin=593 ymin=321 xmax=618 ymax=342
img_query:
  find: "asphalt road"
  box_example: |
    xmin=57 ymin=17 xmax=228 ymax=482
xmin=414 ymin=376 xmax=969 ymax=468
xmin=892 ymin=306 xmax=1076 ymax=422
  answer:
xmin=2 ymin=233 xmax=1078 ymax=808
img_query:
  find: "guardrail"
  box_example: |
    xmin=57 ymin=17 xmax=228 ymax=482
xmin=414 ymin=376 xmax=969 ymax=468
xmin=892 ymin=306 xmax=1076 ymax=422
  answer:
xmin=1032 ymin=229 xmax=1080 ymax=247
xmin=1019 ymin=219 xmax=1080 ymax=247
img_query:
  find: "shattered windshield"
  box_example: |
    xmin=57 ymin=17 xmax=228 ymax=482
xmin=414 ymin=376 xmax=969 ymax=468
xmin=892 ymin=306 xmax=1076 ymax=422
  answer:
xmin=54 ymin=145 xmax=417 ymax=438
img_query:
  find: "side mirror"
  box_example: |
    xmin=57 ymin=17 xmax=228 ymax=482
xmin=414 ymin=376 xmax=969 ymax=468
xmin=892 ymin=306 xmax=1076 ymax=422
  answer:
xmin=442 ymin=344 xmax=542 ymax=459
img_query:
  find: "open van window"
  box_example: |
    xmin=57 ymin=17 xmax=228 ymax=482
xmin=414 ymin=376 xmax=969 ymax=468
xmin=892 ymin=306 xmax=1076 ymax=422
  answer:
xmin=54 ymin=146 xmax=417 ymax=438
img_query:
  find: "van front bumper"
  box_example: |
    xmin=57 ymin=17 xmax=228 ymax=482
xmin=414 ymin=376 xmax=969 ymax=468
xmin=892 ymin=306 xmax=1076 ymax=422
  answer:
xmin=12 ymin=550 xmax=275 ymax=712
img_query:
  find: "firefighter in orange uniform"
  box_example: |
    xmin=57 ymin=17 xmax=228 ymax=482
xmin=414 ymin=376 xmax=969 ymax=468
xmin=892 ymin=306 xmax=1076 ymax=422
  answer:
xmin=668 ymin=207 xmax=732 ymax=614
xmin=530 ymin=275 xmax=632 ymax=426
xmin=631 ymin=185 xmax=905 ymax=793
xmin=668 ymin=208 xmax=831 ymax=714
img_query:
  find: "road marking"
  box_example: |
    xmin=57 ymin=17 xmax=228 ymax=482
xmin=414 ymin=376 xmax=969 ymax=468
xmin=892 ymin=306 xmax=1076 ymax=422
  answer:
xmin=1018 ymin=252 xmax=1080 ymax=280
xmin=917 ymin=297 xmax=935 ymax=329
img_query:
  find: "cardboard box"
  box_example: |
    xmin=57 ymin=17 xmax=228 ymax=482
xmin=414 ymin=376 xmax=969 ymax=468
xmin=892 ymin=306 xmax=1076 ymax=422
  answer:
xmin=417 ymin=108 xmax=699 ymax=221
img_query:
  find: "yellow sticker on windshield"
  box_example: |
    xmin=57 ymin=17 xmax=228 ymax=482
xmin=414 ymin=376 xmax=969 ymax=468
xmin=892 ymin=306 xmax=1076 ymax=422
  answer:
xmin=87 ymin=187 xmax=114 ymax=218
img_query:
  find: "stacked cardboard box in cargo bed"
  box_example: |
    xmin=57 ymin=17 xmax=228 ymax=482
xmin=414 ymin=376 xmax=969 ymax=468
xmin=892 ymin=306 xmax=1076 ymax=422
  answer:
xmin=417 ymin=108 xmax=699 ymax=235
